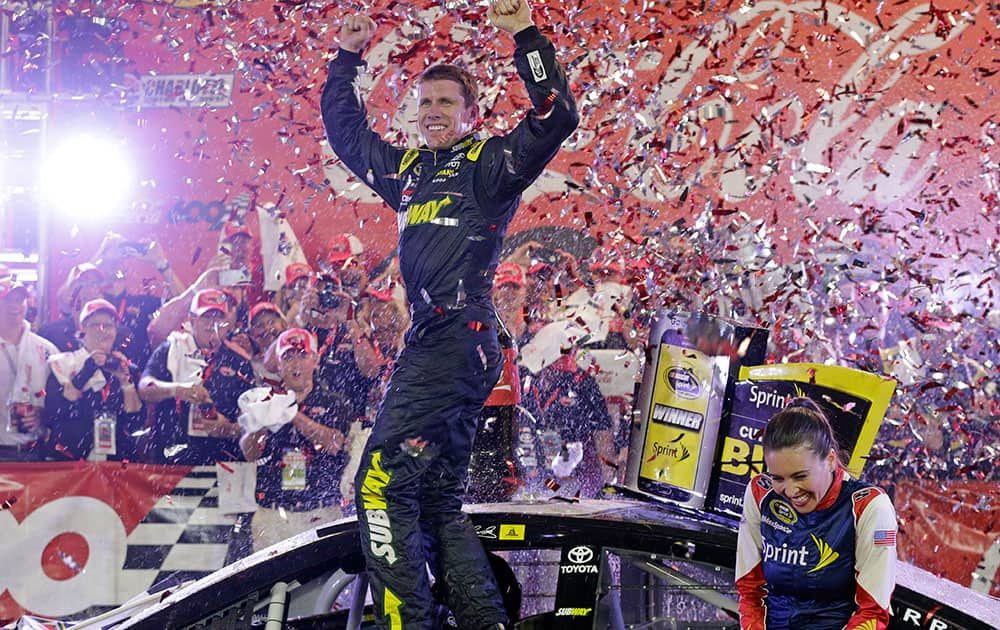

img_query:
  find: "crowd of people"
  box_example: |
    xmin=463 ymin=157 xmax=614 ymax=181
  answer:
xmin=0 ymin=214 xmax=637 ymax=537
xmin=1 ymin=1 xmax=995 ymax=626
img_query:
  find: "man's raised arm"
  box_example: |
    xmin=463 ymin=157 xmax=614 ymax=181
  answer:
xmin=476 ymin=0 xmax=580 ymax=212
xmin=321 ymin=14 xmax=406 ymax=209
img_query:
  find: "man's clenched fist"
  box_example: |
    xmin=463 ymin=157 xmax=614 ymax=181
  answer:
xmin=339 ymin=14 xmax=376 ymax=54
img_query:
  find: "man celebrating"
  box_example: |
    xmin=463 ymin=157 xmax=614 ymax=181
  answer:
xmin=321 ymin=1 xmax=577 ymax=627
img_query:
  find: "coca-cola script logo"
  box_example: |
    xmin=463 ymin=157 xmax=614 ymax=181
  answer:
xmin=321 ymin=2 xmax=988 ymax=247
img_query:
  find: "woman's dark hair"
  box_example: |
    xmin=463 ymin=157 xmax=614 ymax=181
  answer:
xmin=420 ymin=64 xmax=478 ymax=107
xmin=761 ymin=397 xmax=840 ymax=460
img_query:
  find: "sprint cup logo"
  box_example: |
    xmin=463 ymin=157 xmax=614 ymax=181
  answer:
xmin=769 ymin=500 xmax=798 ymax=525
xmin=665 ymin=366 xmax=701 ymax=399
xmin=561 ymin=545 xmax=598 ymax=574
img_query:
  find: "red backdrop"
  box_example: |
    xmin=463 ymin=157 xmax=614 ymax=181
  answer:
xmin=36 ymin=0 xmax=998 ymax=311
xmin=896 ymin=478 xmax=1000 ymax=598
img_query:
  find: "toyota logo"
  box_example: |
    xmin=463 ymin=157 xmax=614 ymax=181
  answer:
xmin=568 ymin=546 xmax=594 ymax=564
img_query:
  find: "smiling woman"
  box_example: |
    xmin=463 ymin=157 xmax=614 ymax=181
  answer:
xmin=734 ymin=398 xmax=898 ymax=630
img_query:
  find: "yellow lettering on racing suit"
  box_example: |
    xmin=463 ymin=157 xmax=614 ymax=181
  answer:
xmin=405 ymin=196 xmax=453 ymax=226
xmin=360 ymin=451 xmax=397 ymax=565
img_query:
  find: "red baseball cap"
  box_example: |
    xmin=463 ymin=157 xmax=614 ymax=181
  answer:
xmin=284 ymin=262 xmax=312 ymax=288
xmin=78 ymin=298 xmax=118 ymax=327
xmin=0 ymin=277 xmax=26 ymax=300
xmin=249 ymin=301 xmax=284 ymax=323
xmin=495 ymin=262 xmax=526 ymax=288
xmin=222 ymin=220 xmax=252 ymax=242
xmin=190 ymin=289 xmax=229 ymax=317
xmin=327 ymin=233 xmax=364 ymax=264
xmin=276 ymin=328 xmax=318 ymax=358
xmin=67 ymin=262 xmax=104 ymax=288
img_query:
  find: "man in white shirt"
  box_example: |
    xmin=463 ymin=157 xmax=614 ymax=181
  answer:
xmin=0 ymin=276 xmax=57 ymax=460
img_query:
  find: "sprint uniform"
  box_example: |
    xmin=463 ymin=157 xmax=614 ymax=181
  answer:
xmin=321 ymin=25 xmax=578 ymax=630
xmin=735 ymin=469 xmax=897 ymax=630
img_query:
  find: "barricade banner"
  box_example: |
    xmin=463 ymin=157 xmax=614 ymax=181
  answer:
xmin=0 ymin=462 xmax=243 ymax=622
xmin=896 ymin=479 xmax=1000 ymax=598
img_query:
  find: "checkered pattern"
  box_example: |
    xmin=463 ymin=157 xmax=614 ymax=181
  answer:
xmin=120 ymin=466 xmax=240 ymax=599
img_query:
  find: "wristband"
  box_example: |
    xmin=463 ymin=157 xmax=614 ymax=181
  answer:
xmin=72 ymin=358 xmax=100 ymax=390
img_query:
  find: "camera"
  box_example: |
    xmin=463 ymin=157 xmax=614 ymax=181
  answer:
xmin=102 ymin=356 xmax=122 ymax=372
xmin=318 ymin=287 xmax=343 ymax=310
xmin=529 ymin=246 xmax=561 ymax=269
xmin=119 ymin=240 xmax=152 ymax=257
xmin=315 ymin=276 xmax=343 ymax=310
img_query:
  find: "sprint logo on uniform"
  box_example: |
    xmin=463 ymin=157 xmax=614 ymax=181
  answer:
xmin=360 ymin=451 xmax=397 ymax=565
xmin=807 ymin=533 xmax=840 ymax=573
xmin=762 ymin=540 xmax=809 ymax=567
xmin=762 ymin=534 xmax=839 ymax=573
xmin=405 ymin=196 xmax=453 ymax=226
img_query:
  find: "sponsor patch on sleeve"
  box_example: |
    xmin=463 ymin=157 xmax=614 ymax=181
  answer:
xmin=526 ymin=50 xmax=547 ymax=82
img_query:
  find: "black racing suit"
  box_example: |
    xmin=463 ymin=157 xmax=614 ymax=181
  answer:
xmin=322 ymin=26 xmax=578 ymax=630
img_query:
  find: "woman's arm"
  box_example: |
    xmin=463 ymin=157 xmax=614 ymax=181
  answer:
xmin=735 ymin=476 xmax=769 ymax=630
xmin=847 ymin=488 xmax=897 ymax=630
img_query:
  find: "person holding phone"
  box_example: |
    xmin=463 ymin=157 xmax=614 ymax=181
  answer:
xmin=44 ymin=299 xmax=143 ymax=461
xmin=91 ymin=232 xmax=186 ymax=368
xmin=138 ymin=289 xmax=254 ymax=464
xmin=322 ymin=0 xmax=578 ymax=626
xmin=37 ymin=263 xmax=106 ymax=353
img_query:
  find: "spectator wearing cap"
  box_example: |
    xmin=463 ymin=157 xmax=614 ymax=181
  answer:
xmin=221 ymin=220 xmax=253 ymax=269
xmin=148 ymin=219 xmax=261 ymax=353
xmin=278 ymin=262 xmax=313 ymax=320
xmin=44 ymin=299 xmax=143 ymax=461
xmin=37 ymin=263 xmax=106 ymax=352
xmin=247 ymin=302 xmax=287 ymax=386
xmin=1 ymin=277 xmax=58 ymax=461
xmin=218 ymin=219 xmax=263 ymax=325
xmin=138 ymin=289 xmax=254 ymax=464
xmin=517 ymin=354 xmax=616 ymax=500
xmin=326 ymin=233 xmax=369 ymax=299
xmin=239 ymin=328 xmax=352 ymax=550
xmin=88 ymin=232 xmax=184 ymax=371
xmin=299 ymin=278 xmax=395 ymax=421
xmin=356 ymin=287 xmax=409 ymax=373
xmin=493 ymin=262 xmax=528 ymax=344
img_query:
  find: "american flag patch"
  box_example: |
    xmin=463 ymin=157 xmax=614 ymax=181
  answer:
xmin=874 ymin=530 xmax=896 ymax=546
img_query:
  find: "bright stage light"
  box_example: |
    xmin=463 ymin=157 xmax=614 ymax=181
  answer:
xmin=43 ymin=135 xmax=132 ymax=219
